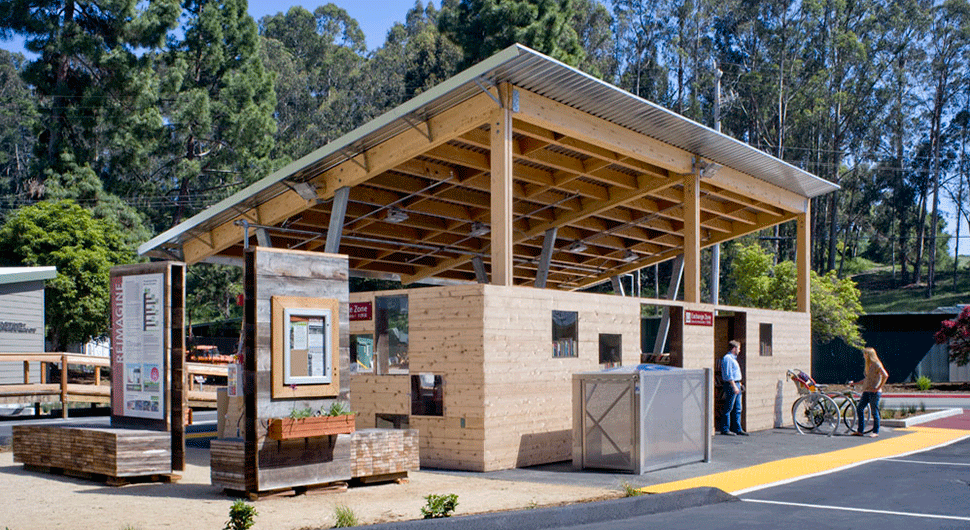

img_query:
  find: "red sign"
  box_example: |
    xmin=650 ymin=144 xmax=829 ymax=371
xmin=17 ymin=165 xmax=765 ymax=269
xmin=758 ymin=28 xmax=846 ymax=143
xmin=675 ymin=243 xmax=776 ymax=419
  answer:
xmin=350 ymin=301 xmax=373 ymax=321
xmin=685 ymin=309 xmax=713 ymax=326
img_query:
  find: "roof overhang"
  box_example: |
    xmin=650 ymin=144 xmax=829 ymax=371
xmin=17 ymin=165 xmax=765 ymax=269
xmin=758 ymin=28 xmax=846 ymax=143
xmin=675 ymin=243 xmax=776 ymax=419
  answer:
xmin=139 ymin=45 xmax=837 ymax=290
xmin=0 ymin=266 xmax=58 ymax=285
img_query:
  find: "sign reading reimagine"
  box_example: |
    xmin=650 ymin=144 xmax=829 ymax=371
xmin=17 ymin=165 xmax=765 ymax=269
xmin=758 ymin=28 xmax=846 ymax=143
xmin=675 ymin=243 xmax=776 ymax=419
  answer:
xmin=111 ymin=273 xmax=165 ymax=420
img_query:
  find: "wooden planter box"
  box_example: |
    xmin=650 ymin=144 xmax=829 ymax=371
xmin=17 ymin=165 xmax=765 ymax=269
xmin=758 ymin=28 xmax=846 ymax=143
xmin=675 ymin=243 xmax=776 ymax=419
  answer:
xmin=267 ymin=414 xmax=356 ymax=440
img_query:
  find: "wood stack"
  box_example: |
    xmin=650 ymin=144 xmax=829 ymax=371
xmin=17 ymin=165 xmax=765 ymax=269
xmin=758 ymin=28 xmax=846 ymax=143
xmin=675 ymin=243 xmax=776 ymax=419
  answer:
xmin=12 ymin=425 xmax=172 ymax=482
xmin=210 ymin=439 xmax=247 ymax=491
xmin=350 ymin=428 xmax=419 ymax=481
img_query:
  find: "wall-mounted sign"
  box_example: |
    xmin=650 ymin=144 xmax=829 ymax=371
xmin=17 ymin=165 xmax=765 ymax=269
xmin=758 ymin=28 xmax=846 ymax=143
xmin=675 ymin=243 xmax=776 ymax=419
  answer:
xmin=685 ymin=309 xmax=713 ymax=326
xmin=0 ymin=321 xmax=38 ymax=333
xmin=350 ymin=301 xmax=372 ymax=321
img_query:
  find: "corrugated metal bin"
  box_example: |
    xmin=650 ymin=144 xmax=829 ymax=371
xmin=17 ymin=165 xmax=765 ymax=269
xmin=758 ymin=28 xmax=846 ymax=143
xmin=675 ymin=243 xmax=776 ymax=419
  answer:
xmin=572 ymin=365 xmax=712 ymax=474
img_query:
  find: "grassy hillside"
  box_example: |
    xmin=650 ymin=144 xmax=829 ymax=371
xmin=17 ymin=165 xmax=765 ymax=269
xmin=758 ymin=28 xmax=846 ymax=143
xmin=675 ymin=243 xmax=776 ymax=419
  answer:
xmin=855 ymin=264 xmax=970 ymax=313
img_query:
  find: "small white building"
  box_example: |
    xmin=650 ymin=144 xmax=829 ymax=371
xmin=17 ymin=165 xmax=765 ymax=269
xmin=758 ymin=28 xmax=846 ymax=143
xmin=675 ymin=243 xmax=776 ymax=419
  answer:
xmin=0 ymin=267 xmax=56 ymax=387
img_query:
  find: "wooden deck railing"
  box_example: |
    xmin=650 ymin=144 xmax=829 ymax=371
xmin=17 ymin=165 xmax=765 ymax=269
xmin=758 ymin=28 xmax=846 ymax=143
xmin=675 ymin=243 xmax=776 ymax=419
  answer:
xmin=0 ymin=353 xmax=226 ymax=417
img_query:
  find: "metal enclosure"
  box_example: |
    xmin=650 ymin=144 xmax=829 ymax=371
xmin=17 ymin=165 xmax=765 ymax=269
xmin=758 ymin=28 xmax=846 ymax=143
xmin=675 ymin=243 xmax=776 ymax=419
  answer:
xmin=572 ymin=365 xmax=712 ymax=474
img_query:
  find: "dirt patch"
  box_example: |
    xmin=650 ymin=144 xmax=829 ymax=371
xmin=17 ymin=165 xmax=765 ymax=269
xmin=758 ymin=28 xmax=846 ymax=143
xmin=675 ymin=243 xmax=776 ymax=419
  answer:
xmin=0 ymin=449 xmax=622 ymax=530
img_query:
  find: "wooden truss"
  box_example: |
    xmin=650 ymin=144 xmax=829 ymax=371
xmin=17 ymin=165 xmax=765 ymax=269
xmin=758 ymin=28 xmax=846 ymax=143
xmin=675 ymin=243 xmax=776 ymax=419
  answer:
xmin=171 ymin=83 xmax=813 ymax=309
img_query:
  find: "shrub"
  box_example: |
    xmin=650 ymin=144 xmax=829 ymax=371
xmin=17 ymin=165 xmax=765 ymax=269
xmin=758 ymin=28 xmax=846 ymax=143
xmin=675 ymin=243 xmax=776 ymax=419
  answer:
xmin=421 ymin=493 xmax=459 ymax=519
xmin=622 ymin=483 xmax=645 ymax=497
xmin=332 ymin=505 xmax=358 ymax=527
xmin=224 ymin=500 xmax=258 ymax=530
xmin=916 ymin=376 xmax=932 ymax=391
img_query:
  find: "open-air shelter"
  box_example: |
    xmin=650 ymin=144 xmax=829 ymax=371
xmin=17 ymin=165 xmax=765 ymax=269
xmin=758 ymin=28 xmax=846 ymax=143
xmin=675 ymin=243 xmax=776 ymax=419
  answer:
xmin=140 ymin=45 xmax=838 ymax=472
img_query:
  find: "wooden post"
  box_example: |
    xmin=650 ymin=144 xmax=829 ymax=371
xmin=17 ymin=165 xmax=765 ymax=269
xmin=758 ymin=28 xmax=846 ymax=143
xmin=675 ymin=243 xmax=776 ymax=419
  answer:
xmin=490 ymin=84 xmax=513 ymax=286
xmin=60 ymin=354 xmax=68 ymax=419
xmin=23 ymin=361 xmax=29 ymax=384
xmin=797 ymin=202 xmax=811 ymax=313
xmin=683 ymin=172 xmax=701 ymax=304
xmin=40 ymin=362 xmax=46 ymax=384
xmin=94 ymin=366 xmax=101 ymax=386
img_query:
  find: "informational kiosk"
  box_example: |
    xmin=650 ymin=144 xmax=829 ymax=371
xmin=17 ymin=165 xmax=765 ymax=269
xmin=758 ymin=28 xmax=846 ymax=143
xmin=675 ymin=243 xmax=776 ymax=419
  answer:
xmin=12 ymin=262 xmax=185 ymax=483
xmin=109 ymin=261 xmax=187 ymax=472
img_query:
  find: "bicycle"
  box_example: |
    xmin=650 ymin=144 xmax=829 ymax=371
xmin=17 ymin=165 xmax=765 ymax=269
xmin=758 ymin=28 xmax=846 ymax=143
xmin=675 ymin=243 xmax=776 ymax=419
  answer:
xmin=786 ymin=369 xmax=841 ymax=436
xmin=824 ymin=385 xmax=874 ymax=434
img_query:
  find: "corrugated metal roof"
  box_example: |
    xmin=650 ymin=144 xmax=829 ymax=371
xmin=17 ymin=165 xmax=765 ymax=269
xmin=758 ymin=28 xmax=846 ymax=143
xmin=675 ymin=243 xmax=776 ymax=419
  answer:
xmin=140 ymin=44 xmax=837 ymax=256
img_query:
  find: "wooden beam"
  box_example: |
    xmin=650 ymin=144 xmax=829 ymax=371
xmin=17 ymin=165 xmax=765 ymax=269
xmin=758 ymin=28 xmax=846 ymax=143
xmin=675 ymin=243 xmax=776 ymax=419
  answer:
xmin=182 ymin=90 xmax=497 ymax=263
xmin=490 ymin=85 xmax=514 ymax=286
xmin=683 ymin=172 xmax=701 ymax=303
xmin=797 ymin=203 xmax=811 ymax=313
xmin=515 ymin=88 xmax=694 ymax=174
xmin=403 ymin=172 xmax=677 ymax=284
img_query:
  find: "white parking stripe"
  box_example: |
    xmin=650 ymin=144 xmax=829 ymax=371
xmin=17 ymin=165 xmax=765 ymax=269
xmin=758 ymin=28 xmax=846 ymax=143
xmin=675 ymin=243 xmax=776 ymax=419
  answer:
xmin=742 ymin=499 xmax=970 ymax=522
xmin=884 ymin=458 xmax=970 ymax=467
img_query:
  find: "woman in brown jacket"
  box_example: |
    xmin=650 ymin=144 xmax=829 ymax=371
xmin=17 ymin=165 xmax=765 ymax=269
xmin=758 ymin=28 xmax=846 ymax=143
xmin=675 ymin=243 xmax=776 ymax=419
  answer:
xmin=852 ymin=347 xmax=889 ymax=437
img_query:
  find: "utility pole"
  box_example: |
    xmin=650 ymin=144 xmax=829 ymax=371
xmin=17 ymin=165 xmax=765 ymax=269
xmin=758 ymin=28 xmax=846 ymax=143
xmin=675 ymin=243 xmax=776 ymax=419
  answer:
xmin=711 ymin=59 xmax=722 ymax=305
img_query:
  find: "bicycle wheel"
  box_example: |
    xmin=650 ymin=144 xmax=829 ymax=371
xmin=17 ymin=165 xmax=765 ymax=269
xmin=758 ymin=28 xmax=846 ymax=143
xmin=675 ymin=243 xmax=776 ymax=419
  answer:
xmin=841 ymin=399 xmax=857 ymax=433
xmin=792 ymin=396 xmax=817 ymax=434
xmin=813 ymin=394 xmax=841 ymax=436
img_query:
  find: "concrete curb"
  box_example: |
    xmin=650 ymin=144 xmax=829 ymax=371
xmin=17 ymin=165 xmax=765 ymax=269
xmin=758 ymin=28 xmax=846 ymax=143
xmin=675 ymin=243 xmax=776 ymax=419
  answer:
xmin=348 ymin=487 xmax=736 ymax=530
xmin=881 ymin=407 xmax=964 ymax=427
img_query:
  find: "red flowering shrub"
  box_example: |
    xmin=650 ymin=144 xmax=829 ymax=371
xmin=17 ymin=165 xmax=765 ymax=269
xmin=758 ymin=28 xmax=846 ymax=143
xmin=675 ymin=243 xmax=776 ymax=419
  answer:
xmin=935 ymin=306 xmax=970 ymax=366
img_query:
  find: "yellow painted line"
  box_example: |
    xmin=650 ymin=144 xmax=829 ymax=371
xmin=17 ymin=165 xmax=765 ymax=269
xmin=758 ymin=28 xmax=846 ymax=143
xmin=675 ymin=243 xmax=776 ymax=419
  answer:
xmin=641 ymin=427 xmax=970 ymax=496
xmin=186 ymin=431 xmax=216 ymax=439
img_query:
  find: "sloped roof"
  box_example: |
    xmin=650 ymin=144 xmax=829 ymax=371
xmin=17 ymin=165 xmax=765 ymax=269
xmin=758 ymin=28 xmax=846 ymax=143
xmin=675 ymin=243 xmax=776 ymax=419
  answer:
xmin=0 ymin=267 xmax=57 ymax=285
xmin=140 ymin=45 xmax=836 ymax=290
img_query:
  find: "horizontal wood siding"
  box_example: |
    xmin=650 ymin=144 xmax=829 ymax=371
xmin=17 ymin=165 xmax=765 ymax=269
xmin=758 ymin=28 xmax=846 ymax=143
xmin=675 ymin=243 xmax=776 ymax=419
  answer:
xmin=0 ymin=281 xmax=46 ymax=384
xmin=742 ymin=308 xmax=810 ymax=431
xmin=480 ymin=286 xmax=641 ymax=471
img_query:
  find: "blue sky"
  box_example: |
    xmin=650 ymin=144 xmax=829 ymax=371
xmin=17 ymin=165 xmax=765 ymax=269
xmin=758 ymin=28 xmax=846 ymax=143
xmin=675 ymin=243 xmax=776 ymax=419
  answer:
xmin=0 ymin=0 xmax=436 ymax=55
xmin=249 ymin=0 xmax=436 ymax=50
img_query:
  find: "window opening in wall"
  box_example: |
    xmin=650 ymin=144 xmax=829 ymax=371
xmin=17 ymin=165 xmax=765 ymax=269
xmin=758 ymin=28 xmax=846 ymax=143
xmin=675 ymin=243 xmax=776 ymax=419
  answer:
xmin=411 ymin=374 xmax=443 ymax=416
xmin=375 ymin=295 xmax=408 ymax=374
xmin=552 ymin=310 xmax=579 ymax=357
xmin=376 ymin=413 xmax=409 ymax=429
xmin=599 ymin=333 xmax=622 ymax=368
xmin=350 ymin=334 xmax=373 ymax=374
xmin=760 ymin=323 xmax=773 ymax=357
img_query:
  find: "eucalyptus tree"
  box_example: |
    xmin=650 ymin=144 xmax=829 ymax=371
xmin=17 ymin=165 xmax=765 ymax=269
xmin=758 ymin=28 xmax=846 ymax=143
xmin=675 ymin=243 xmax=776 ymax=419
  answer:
xmin=260 ymin=4 xmax=368 ymax=163
xmin=438 ymin=0 xmax=585 ymax=69
xmin=571 ymin=0 xmax=617 ymax=80
xmin=612 ymin=0 xmax=672 ymax=101
xmin=365 ymin=1 xmax=462 ymax=113
xmin=921 ymin=0 xmax=970 ymax=294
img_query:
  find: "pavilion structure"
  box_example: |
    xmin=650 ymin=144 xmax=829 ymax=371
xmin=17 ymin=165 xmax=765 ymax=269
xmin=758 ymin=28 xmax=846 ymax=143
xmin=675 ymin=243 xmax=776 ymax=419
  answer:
xmin=141 ymin=45 xmax=838 ymax=472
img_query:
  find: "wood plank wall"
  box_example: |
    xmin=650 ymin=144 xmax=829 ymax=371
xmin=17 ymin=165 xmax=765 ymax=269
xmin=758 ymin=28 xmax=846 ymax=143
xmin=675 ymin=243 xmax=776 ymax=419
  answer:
xmin=349 ymin=286 xmax=810 ymax=472
xmin=249 ymin=248 xmax=352 ymax=491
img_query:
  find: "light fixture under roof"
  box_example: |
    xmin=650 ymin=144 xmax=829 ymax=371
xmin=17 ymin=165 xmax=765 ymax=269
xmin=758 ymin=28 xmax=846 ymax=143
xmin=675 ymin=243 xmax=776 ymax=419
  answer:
xmin=469 ymin=222 xmax=490 ymax=236
xmin=621 ymin=250 xmax=638 ymax=262
xmin=566 ymin=240 xmax=587 ymax=253
xmin=385 ymin=208 xmax=409 ymax=223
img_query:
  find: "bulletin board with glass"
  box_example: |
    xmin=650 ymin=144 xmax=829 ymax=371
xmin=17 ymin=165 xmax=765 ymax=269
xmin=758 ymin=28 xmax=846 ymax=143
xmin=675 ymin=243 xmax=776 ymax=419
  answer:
xmin=272 ymin=296 xmax=341 ymax=398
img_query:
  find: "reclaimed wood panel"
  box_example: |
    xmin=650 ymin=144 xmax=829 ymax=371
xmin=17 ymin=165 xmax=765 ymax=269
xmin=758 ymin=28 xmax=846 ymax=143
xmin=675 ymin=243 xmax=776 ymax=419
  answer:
xmin=13 ymin=425 xmax=172 ymax=478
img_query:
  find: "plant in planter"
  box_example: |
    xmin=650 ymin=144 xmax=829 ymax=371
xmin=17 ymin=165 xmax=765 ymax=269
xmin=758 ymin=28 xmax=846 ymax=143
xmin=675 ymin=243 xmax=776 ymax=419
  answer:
xmin=268 ymin=401 xmax=356 ymax=440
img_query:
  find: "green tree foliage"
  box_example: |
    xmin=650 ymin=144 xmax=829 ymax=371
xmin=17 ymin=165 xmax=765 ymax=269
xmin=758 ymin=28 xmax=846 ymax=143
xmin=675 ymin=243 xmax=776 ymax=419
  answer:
xmin=438 ymin=0 xmax=585 ymax=69
xmin=365 ymin=1 xmax=463 ymax=111
xmin=0 ymin=49 xmax=37 ymax=204
xmin=0 ymin=200 xmax=132 ymax=350
xmin=150 ymin=0 xmax=276 ymax=228
xmin=259 ymin=4 xmax=368 ymax=162
xmin=728 ymin=243 xmax=863 ymax=347
xmin=0 ymin=0 xmax=179 ymax=176
xmin=185 ymin=263 xmax=242 ymax=327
